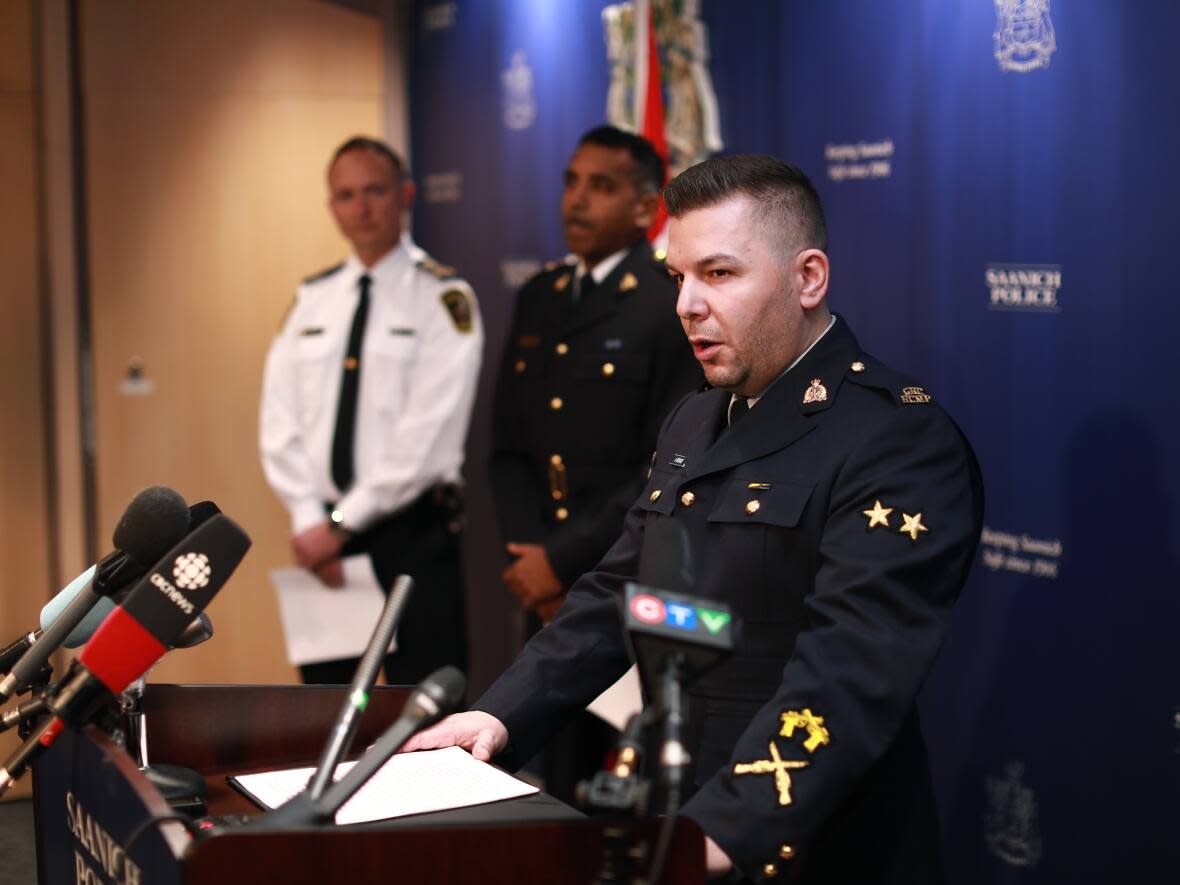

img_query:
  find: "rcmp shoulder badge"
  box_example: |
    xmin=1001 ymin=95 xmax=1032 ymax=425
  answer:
xmin=899 ymin=386 xmax=933 ymax=404
xmin=440 ymin=289 xmax=474 ymax=333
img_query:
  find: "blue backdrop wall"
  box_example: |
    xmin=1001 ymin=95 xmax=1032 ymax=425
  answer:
xmin=408 ymin=2 xmax=1180 ymax=878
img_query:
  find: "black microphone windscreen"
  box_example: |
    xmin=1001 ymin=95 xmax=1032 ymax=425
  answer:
xmin=111 ymin=486 xmax=190 ymax=562
xmin=420 ymin=665 xmax=467 ymax=710
xmin=637 ymin=519 xmax=694 ymax=594
xmin=187 ymin=500 xmax=221 ymax=528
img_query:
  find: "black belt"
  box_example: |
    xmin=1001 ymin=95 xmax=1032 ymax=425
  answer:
xmin=325 ymin=483 xmax=464 ymax=540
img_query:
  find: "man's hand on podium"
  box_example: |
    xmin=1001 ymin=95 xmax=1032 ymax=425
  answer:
xmin=398 ymin=711 xmax=508 ymax=762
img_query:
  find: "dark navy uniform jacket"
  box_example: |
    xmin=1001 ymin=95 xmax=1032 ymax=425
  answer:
xmin=477 ymin=316 xmax=984 ymax=882
xmin=489 ymin=240 xmax=701 ymax=585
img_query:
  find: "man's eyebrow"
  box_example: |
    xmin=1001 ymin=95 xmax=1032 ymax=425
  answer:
xmin=697 ymin=252 xmax=741 ymax=266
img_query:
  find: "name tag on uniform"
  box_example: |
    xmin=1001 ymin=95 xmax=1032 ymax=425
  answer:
xmin=670 ymin=454 xmax=688 ymax=469
xmin=518 ymin=335 xmax=541 ymax=348
xmin=388 ymin=327 xmax=416 ymax=336
xmin=298 ymin=326 xmax=324 ymax=337
xmin=604 ymin=338 xmax=624 ymax=351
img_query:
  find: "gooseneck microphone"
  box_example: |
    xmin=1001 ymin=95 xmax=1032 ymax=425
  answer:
xmin=0 ymin=486 xmax=191 ymax=700
xmin=0 ymin=512 xmax=251 ymax=796
xmin=306 ymin=575 xmax=414 ymax=802
xmin=250 ymin=666 xmax=467 ymax=830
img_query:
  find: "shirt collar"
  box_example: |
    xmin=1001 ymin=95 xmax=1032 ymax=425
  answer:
xmin=344 ymin=240 xmax=410 ymax=287
xmin=576 ymin=246 xmax=630 ymax=286
xmin=734 ymin=313 xmax=838 ymax=411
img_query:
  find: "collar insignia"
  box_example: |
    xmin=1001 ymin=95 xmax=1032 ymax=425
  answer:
xmin=803 ymin=378 xmax=828 ymax=404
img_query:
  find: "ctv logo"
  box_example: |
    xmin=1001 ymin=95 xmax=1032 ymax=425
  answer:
xmin=630 ymin=594 xmax=731 ymax=635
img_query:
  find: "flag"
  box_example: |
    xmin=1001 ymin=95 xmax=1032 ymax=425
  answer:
xmin=634 ymin=0 xmax=669 ymax=249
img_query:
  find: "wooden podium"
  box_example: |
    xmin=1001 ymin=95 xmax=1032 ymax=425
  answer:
xmin=31 ymin=684 xmax=705 ymax=884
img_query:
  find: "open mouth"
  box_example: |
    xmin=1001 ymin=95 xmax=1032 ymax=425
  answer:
xmin=689 ymin=337 xmax=722 ymax=361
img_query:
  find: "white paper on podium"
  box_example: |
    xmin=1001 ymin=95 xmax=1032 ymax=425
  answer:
xmin=271 ymin=556 xmax=395 ymax=666
xmin=586 ymin=663 xmax=643 ymax=731
xmin=231 ymin=746 xmax=539 ymax=824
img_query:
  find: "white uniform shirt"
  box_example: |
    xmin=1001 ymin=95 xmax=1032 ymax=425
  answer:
xmin=259 ymin=242 xmax=483 ymax=534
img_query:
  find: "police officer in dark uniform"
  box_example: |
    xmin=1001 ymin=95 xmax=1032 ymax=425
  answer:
xmin=489 ymin=126 xmax=700 ymax=804
xmin=491 ymin=125 xmax=700 ymax=623
xmin=413 ymin=155 xmax=983 ymax=883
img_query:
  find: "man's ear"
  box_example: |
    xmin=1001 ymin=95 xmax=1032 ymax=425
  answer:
xmin=400 ymin=180 xmax=417 ymax=211
xmin=795 ymin=248 xmax=830 ymax=309
xmin=633 ymin=192 xmax=659 ymax=232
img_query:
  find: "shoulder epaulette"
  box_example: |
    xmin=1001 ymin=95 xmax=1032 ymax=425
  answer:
xmin=302 ymin=261 xmax=345 ymax=285
xmin=845 ymin=356 xmax=935 ymax=406
xmin=416 ymin=254 xmax=459 ymax=281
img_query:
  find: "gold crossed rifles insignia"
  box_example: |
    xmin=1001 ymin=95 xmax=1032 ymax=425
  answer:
xmin=733 ymin=742 xmax=809 ymax=806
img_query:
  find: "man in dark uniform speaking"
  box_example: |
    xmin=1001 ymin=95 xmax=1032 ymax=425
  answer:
xmin=491 ymin=124 xmax=699 ymax=624
xmin=406 ymin=155 xmax=983 ymax=882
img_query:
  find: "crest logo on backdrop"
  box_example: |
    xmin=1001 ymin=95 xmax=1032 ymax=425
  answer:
xmin=994 ymin=0 xmax=1057 ymax=73
xmin=502 ymin=50 xmax=537 ymax=131
xmin=984 ymin=762 xmax=1044 ymax=868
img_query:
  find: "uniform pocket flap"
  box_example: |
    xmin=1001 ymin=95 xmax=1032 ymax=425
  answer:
xmin=707 ymin=479 xmax=814 ymax=528
xmin=636 ymin=468 xmax=677 ymax=515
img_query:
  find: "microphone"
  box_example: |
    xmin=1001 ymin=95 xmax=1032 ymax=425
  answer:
xmin=0 ymin=486 xmax=191 ymax=698
xmin=621 ymin=521 xmax=736 ymax=885
xmin=48 ymin=500 xmax=222 ymax=650
xmin=624 ymin=520 xmax=735 ymax=713
xmin=250 ymin=666 xmax=467 ymax=829
xmin=0 ymin=512 xmax=252 ymax=795
xmin=306 ymin=575 xmax=414 ymax=801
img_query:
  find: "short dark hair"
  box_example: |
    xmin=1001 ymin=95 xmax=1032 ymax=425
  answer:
xmin=329 ymin=136 xmax=404 ymax=179
xmin=664 ymin=154 xmax=828 ymax=252
xmin=577 ymin=125 xmax=666 ymax=195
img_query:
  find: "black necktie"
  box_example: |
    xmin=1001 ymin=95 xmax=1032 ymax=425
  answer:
xmin=574 ymin=272 xmax=596 ymax=303
xmin=729 ymin=396 xmax=751 ymax=427
xmin=330 ymin=274 xmax=371 ymax=492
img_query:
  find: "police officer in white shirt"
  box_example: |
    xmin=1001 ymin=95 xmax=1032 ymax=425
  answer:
xmin=260 ymin=136 xmax=482 ymax=686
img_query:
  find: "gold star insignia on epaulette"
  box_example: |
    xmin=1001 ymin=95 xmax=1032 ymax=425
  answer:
xmin=900 ymin=386 xmax=932 ymax=404
xmin=733 ymin=742 xmax=809 ymax=807
xmin=779 ymin=708 xmax=831 ymax=753
xmin=619 ymin=272 xmax=638 ymax=292
xmin=900 ymin=512 xmax=928 ymax=541
xmin=554 ymin=272 xmax=571 ymax=292
xmin=803 ymin=378 xmax=827 ymax=404
xmin=863 ymin=500 xmax=892 ymax=529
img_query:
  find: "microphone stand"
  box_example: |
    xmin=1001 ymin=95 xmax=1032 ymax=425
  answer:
xmin=579 ymin=711 xmax=652 ymax=884
xmin=645 ymin=653 xmax=689 ymax=885
xmin=582 ymin=653 xmax=690 ymax=885
xmin=123 ymin=613 xmax=217 ymax=816
xmin=124 ymin=678 xmax=208 ymax=816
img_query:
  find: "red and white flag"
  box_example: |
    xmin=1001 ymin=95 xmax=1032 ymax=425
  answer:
xmin=633 ymin=0 xmax=670 ymax=249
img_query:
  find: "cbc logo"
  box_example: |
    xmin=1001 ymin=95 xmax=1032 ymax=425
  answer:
xmin=173 ymin=553 xmax=212 ymax=590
